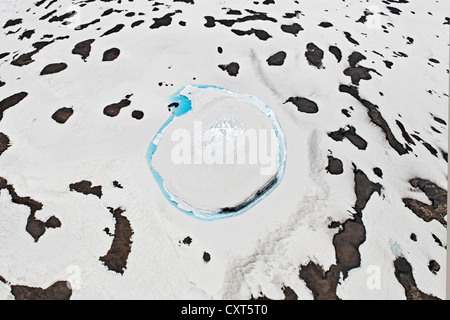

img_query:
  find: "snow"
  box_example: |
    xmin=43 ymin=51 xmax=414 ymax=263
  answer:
xmin=0 ymin=0 xmax=448 ymax=300
xmin=149 ymin=85 xmax=286 ymax=219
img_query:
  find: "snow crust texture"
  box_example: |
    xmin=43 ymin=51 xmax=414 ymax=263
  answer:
xmin=0 ymin=0 xmax=448 ymax=300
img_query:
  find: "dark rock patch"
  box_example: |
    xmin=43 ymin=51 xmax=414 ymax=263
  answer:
xmin=344 ymin=67 xmax=378 ymax=85
xmin=0 ymin=177 xmax=59 ymax=242
xmin=284 ymin=97 xmax=318 ymax=114
xmin=72 ymin=39 xmax=95 ymax=60
xmin=32 ymin=40 xmax=54 ymax=51
xmin=341 ymin=109 xmax=351 ymax=117
xmin=428 ymin=260 xmax=440 ymax=274
xmin=280 ymin=23 xmax=303 ymax=35
xmin=318 ymin=22 xmax=333 ymax=28
xmin=113 ymin=181 xmax=123 ymax=189
xmin=102 ymin=8 xmax=114 ymax=17
xmin=69 ymin=180 xmax=102 ymax=198
xmin=204 ymin=16 xmax=215 ymax=27
xmin=305 ymin=43 xmax=324 ymax=69
xmin=282 ymin=286 xmax=298 ymax=300
xmin=40 ymin=63 xmax=67 ymax=75
xmin=328 ymin=126 xmax=367 ymax=150
xmin=348 ymin=51 xmax=366 ymax=67
xmin=131 ymin=20 xmax=145 ymax=28
xmin=410 ymin=233 xmax=417 ymax=241
xmin=395 ymin=120 xmax=415 ymax=145
xmin=99 ymin=207 xmax=133 ymax=275
xmin=326 ymin=156 xmax=343 ymax=175
xmin=231 ymin=28 xmax=272 ymax=40
xmin=168 ymin=102 xmax=179 ymax=112
xmin=283 ymin=11 xmax=302 ymax=19
xmin=329 ymin=46 xmax=342 ymax=62
xmin=386 ymin=6 xmax=402 ymax=15
xmin=333 ymin=219 xmax=366 ymax=279
xmin=373 ymin=167 xmax=383 ymax=178
xmin=10 ymin=281 xmax=72 ymax=300
xmin=402 ymin=179 xmax=447 ymax=227
xmin=100 ymin=24 xmax=125 ymax=37
xmin=430 ymin=126 xmax=441 ymax=134
xmin=204 ymin=11 xmax=277 ymax=28
xmin=266 ymin=51 xmax=286 ymax=66
xmin=383 ymin=60 xmax=393 ymax=69
xmin=0 ymin=92 xmax=28 ymax=121
xmin=48 ymin=11 xmax=77 ymax=23
xmin=19 ymin=29 xmax=35 ymax=40
xmin=39 ymin=10 xmax=57 ymax=21
xmin=394 ymin=257 xmax=439 ymax=300
xmin=227 ymin=9 xmax=242 ymax=15
xmin=353 ymin=168 xmax=382 ymax=214
xmin=131 ymin=110 xmax=144 ymax=120
xmin=344 ymin=31 xmax=359 ymax=45
xmin=102 ymin=48 xmax=120 ymax=61
xmin=431 ymin=234 xmax=444 ymax=247
xmin=182 ymin=236 xmax=192 ymax=245
xmin=365 ymin=103 xmax=408 ymax=155
xmin=0 ymin=133 xmax=11 ymax=156
xmin=433 ymin=116 xmax=447 ymax=125
xmin=339 ymin=84 xmax=360 ymax=100
xmin=52 ymin=107 xmax=74 ymax=124
xmin=300 ymin=168 xmax=381 ymax=299
xmin=422 ymin=142 xmax=438 ymax=157
xmin=3 ymin=18 xmax=22 ymax=29
xmin=44 ymin=216 xmax=61 ymax=229
xmin=218 ymin=62 xmax=240 ymax=76
xmin=338 ymin=86 xmax=408 ymax=155
xmin=150 ymin=12 xmax=177 ymax=29
xmin=250 ymin=293 xmax=271 ymax=300
xmin=103 ymin=98 xmax=131 ymax=117
xmin=203 ymin=252 xmax=211 ymax=262
xmin=299 ymin=262 xmax=340 ymax=300
xmin=75 ymin=18 xmax=100 ymax=31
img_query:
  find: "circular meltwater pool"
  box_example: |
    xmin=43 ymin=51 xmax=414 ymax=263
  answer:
xmin=147 ymin=85 xmax=287 ymax=221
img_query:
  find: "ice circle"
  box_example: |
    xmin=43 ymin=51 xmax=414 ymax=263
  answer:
xmin=147 ymin=85 xmax=287 ymax=220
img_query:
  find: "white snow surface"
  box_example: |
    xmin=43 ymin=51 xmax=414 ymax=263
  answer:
xmin=151 ymin=85 xmax=283 ymax=216
xmin=0 ymin=0 xmax=448 ymax=300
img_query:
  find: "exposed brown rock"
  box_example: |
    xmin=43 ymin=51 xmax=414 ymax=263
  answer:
xmin=394 ymin=257 xmax=439 ymax=300
xmin=11 ymin=281 xmax=72 ymax=300
xmin=72 ymin=39 xmax=95 ymax=60
xmin=0 ymin=132 xmax=11 ymax=156
xmin=402 ymin=179 xmax=447 ymax=226
xmin=103 ymin=99 xmax=131 ymax=117
xmin=52 ymin=107 xmax=74 ymax=124
xmin=40 ymin=63 xmax=67 ymax=75
xmin=69 ymin=180 xmax=102 ymax=198
xmin=99 ymin=207 xmax=133 ymax=274
xmin=0 ymin=92 xmax=28 ymax=121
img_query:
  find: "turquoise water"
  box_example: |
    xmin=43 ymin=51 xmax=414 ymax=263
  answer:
xmin=147 ymin=85 xmax=287 ymax=221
